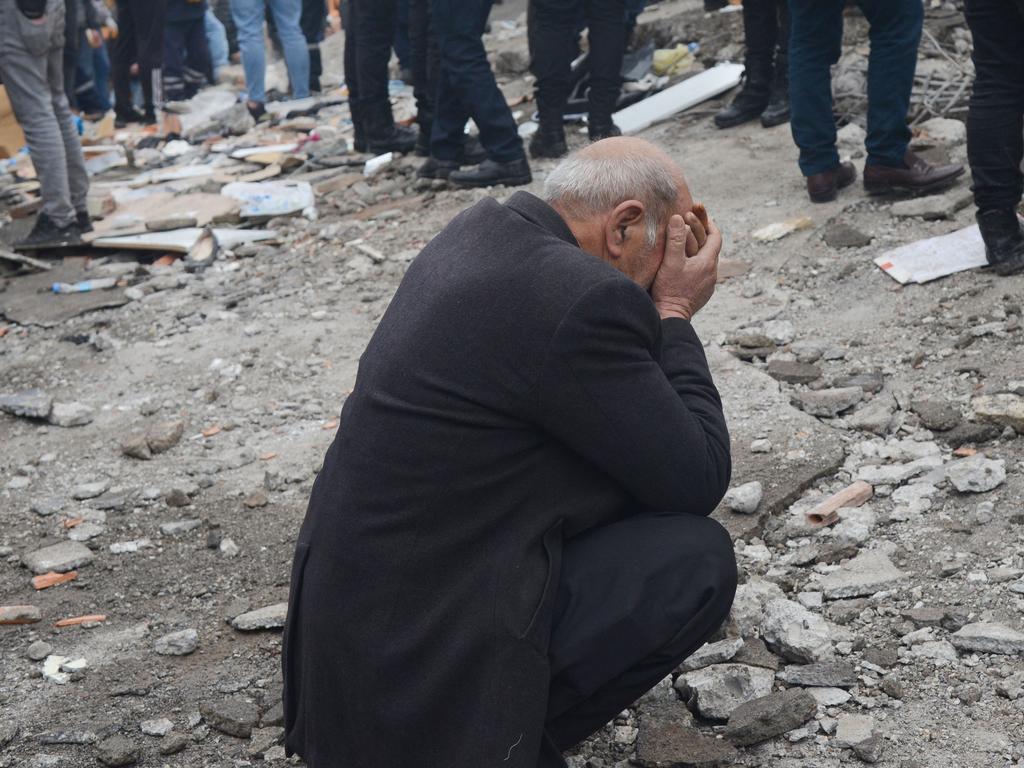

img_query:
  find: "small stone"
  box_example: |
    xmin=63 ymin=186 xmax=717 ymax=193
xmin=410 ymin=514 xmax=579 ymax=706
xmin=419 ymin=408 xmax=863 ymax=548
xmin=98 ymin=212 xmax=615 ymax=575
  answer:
xmin=159 ymin=519 xmax=202 ymax=535
xmin=823 ymin=222 xmax=872 ymax=249
xmin=750 ymin=438 xmax=772 ymax=453
xmin=848 ymin=392 xmax=896 ymax=435
xmin=971 ymin=393 xmax=1024 ymax=431
xmin=230 ymin=603 xmax=288 ymax=631
xmin=30 ymin=496 xmax=65 ymax=516
xmin=247 ymin=726 xmax=285 ymax=757
xmin=159 ymin=732 xmax=189 ymax=755
xmin=220 ymin=538 xmax=240 ymax=557
xmin=722 ymin=481 xmax=763 ymax=514
xmin=95 ymin=734 xmax=139 ymax=767
xmin=120 ymin=434 xmax=152 ymax=460
xmin=0 ymin=389 xmax=53 ymax=419
xmin=71 ymin=480 xmax=109 ymax=500
xmin=22 ymin=541 xmax=95 ymax=574
xmin=818 ymin=551 xmax=905 ymax=599
xmin=776 ymin=661 xmax=857 ymax=688
xmin=634 ymin=699 xmax=737 ymax=767
xmin=767 ymin=360 xmax=821 ymax=384
xmin=67 ymin=521 xmax=105 ymax=542
xmin=140 ymin=718 xmax=174 ymax=737
xmin=762 ymin=319 xmax=795 ymax=345
xmin=165 ymin=487 xmax=192 ymax=507
xmin=944 ymin=454 xmax=1006 ymax=493
xmin=147 ymin=419 xmax=185 ymax=454
xmin=154 ymin=628 xmax=199 ymax=656
xmin=940 ymin=421 xmax=1001 ymax=447
xmin=724 ymin=688 xmax=818 ymax=746
xmin=880 ymin=675 xmax=904 ymax=699
xmin=200 ymin=697 xmax=259 ymax=738
xmin=835 ymin=714 xmax=884 ymax=763
xmin=950 ymin=622 xmax=1024 ymax=655
xmin=0 ymin=605 xmax=41 ymax=625
xmin=675 ymin=664 xmax=775 ymax=720
xmin=917 ymin=116 xmax=967 ymax=146
xmin=47 ymin=402 xmax=95 ymax=427
xmin=834 ymin=371 xmax=885 ymax=394
xmin=243 ymin=489 xmax=269 ymax=508
xmin=891 ymin=188 xmax=972 ymax=220
xmin=911 ymin=399 xmax=961 ymax=431
xmin=809 ymin=687 xmax=852 ymax=706
xmin=27 ymin=640 xmax=53 ymax=660
xmin=793 ymin=387 xmax=863 ymax=418
xmin=680 ymin=637 xmax=744 ymax=672
xmin=761 ymin=598 xmax=833 ymax=663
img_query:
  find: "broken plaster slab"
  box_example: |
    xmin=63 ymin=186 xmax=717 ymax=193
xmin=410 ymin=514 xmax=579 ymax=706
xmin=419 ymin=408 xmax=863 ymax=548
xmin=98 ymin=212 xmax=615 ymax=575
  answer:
xmin=613 ymin=62 xmax=744 ymax=135
xmin=90 ymin=228 xmax=277 ymax=254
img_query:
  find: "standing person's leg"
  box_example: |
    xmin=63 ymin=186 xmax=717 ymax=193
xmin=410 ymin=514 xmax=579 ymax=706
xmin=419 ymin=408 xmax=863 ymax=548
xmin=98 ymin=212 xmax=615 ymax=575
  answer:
xmin=965 ymin=0 xmax=1024 ymax=276
xmin=48 ymin=39 xmax=91 ymax=227
xmin=341 ymin=0 xmax=363 ymax=146
xmin=163 ymin=21 xmax=189 ymax=102
xmin=760 ymin=0 xmax=790 ymax=127
xmin=583 ymin=0 xmax=626 ymax=141
xmin=539 ymin=514 xmax=737 ymax=765
xmin=205 ymin=9 xmax=231 ymax=79
xmin=267 ymin=0 xmax=311 ymax=99
xmin=858 ymin=0 xmax=963 ymax=196
xmin=409 ymin=0 xmax=433 ymax=152
xmin=434 ymin=0 xmax=531 ymax=188
xmin=183 ymin=17 xmax=212 ymax=97
xmin=92 ymin=42 xmax=112 ymax=112
xmin=788 ymin=0 xmax=855 ymax=202
xmin=715 ymin=0 xmax=778 ymax=128
xmin=232 ymin=0 xmax=269 ymax=107
xmin=300 ymin=0 xmax=327 ymax=92
xmin=133 ymin=0 xmax=167 ymax=120
xmin=528 ymin=0 xmax=579 ymax=158
xmin=112 ymin=0 xmax=143 ymax=123
xmin=1 ymin=0 xmax=80 ymax=247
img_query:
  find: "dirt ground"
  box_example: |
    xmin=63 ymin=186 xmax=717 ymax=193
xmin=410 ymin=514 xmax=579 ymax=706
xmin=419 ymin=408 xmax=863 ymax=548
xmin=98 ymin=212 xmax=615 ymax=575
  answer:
xmin=1 ymin=1 xmax=1023 ymax=767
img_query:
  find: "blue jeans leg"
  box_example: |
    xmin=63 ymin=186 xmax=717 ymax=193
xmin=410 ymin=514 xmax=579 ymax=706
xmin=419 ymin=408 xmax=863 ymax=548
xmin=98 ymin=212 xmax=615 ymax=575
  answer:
xmin=205 ymin=9 xmax=230 ymax=74
xmin=787 ymin=0 xmax=844 ymax=177
xmin=431 ymin=0 xmax=523 ymax=163
xmin=858 ymin=0 xmax=923 ymax=167
xmin=268 ymin=0 xmax=311 ymax=99
xmin=232 ymin=0 xmax=267 ymax=103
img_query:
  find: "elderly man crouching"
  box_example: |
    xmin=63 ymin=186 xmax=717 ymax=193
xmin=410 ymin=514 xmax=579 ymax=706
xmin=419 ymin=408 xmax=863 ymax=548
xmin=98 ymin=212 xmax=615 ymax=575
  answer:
xmin=282 ymin=137 xmax=738 ymax=768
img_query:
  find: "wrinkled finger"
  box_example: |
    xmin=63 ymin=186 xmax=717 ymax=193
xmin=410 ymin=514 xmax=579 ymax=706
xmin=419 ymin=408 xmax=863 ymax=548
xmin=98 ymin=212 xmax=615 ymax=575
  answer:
xmin=700 ymin=214 xmax=723 ymax=264
xmin=685 ymin=225 xmax=700 ymax=257
xmin=685 ymin=211 xmax=707 ymax=249
xmin=666 ymin=214 xmax=687 ymax=261
xmin=692 ymin=202 xmax=710 ymax=231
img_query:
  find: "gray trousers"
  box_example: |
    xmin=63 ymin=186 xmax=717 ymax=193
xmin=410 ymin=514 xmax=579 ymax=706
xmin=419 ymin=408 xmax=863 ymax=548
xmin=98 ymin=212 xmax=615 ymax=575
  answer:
xmin=0 ymin=0 xmax=89 ymax=227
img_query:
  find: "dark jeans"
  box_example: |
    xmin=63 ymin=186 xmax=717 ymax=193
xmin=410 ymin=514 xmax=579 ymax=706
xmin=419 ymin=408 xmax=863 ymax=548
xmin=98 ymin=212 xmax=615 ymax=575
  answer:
xmin=409 ymin=0 xmax=440 ymax=137
xmin=164 ymin=18 xmax=211 ymax=102
xmin=965 ymin=0 xmax=1024 ymax=213
xmin=343 ymin=0 xmax=398 ymax=132
xmin=74 ymin=39 xmax=112 ymax=114
xmin=431 ymin=0 xmax=524 ymax=163
xmin=538 ymin=513 xmax=737 ymax=765
xmin=301 ymin=0 xmax=327 ymax=91
xmin=112 ymin=0 xmax=166 ymax=117
xmin=788 ymin=0 xmax=922 ymax=177
xmin=529 ymin=0 xmax=626 ymax=122
xmin=745 ymin=0 xmax=789 ymax=69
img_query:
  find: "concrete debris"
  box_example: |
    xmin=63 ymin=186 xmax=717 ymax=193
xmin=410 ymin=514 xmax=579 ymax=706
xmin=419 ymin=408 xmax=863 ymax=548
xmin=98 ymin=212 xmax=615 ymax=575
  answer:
xmin=0 ymin=389 xmax=53 ymax=419
xmin=890 ymin=188 xmax=973 ymax=220
xmin=944 ymin=454 xmax=1006 ymax=493
xmin=760 ymin=598 xmax=834 ymax=663
xmin=230 ymin=603 xmax=288 ymax=631
xmin=776 ymin=661 xmax=857 ymax=688
xmin=722 ymin=481 xmax=763 ymax=514
xmin=724 ymin=689 xmax=818 ymax=746
xmin=140 ymin=718 xmax=174 ymax=737
xmin=0 ymin=605 xmax=41 ymax=624
xmin=47 ymin=402 xmax=95 ymax=427
xmin=22 ymin=541 xmax=95 ymax=574
xmin=154 ymin=628 xmax=199 ymax=656
xmin=95 ymin=734 xmax=139 ymax=767
xmin=792 ymin=387 xmax=863 ymax=418
xmin=971 ymin=393 xmax=1024 ymax=431
xmin=835 ymin=714 xmax=885 ymax=763
xmin=675 ymin=663 xmax=775 ymax=720
xmin=200 ymin=697 xmax=259 ymax=738
xmin=818 ymin=551 xmax=906 ymax=599
xmin=950 ymin=623 xmax=1024 ymax=655
xmin=822 ymin=222 xmax=872 ymax=249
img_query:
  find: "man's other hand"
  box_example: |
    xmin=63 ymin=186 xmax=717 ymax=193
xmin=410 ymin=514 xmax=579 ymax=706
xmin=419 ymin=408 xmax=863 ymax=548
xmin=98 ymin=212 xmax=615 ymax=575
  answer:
xmin=651 ymin=209 xmax=721 ymax=321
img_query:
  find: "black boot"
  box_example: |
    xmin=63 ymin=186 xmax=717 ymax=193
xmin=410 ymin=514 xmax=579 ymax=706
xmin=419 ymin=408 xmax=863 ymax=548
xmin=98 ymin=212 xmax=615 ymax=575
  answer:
xmin=76 ymin=210 xmax=93 ymax=234
xmin=529 ymin=123 xmax=568 ymax=159
xmin=760 ymin=53 xmax=789 ymax=128
xmin=977 ymin=208 xmax=1024 ymax=277
xmin=351 ymin=102 xmax=368 ymax=153
xmin=15 ymin=213 xmax=83 ymax=251
xmin=461 ymin=135 xmax=487 ymax=165
xmin=588 ymin=117 xmax=621 ymax=142
xmin=417 ymin=157 xmax=460 ymax=180
xmin=363 ymin=99 xmax=418 ymax=154
xmin=448 ymin=157 xmax=532 ymax=188
xmin=714 ymin=58 xmax=771 ymax=129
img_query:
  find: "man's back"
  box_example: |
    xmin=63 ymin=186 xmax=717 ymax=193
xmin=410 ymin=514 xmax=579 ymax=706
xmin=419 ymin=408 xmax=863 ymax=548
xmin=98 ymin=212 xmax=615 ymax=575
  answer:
xmin=283 ymin=191 xmax=731 ymax=768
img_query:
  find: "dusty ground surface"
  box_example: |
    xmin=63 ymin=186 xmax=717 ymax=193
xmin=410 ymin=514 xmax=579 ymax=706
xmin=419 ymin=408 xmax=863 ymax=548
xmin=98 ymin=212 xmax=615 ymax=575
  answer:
xmin=1 ymin=2 xmax=1023 ymax=767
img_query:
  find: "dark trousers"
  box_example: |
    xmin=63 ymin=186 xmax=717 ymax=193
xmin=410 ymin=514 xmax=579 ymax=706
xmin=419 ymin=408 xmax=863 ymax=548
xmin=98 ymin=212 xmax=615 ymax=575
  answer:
xmin=343 ymin=0 xmax=398 ymax=134
xmin=538 ymin=513 xmax=737 ymax=764
xmin=164 ymin=18 xmax=212 ymax=102
xmin=965 ymin=0 xmax=1024 ymax=213
xmin=528 ymin=0 xmax=626 ymax=123
xmin=112 ymin=0 xmax=166 ymax=117
xmin=788 ymin=0 xmax=922 ymax=177
xmin=409 ymin=0 xmax=440 ymax=138
xmin=430 ymin=0 xmax=523 ymax=163
xmin=301 ymin=0 xmax=327 ymax=91
xmin=744 ymin=0 xmax=789 ymax=70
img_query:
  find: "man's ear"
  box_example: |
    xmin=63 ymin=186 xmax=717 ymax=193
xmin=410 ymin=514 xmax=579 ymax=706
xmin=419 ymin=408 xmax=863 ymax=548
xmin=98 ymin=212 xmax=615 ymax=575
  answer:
xmin=605 ymin=200 xmax=646 ymax=259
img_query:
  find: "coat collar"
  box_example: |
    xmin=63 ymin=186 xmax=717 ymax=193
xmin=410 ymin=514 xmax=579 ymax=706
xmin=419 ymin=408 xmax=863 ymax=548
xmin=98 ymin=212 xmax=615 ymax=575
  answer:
xmin=504 ymin=192 xmax=579 ymax=248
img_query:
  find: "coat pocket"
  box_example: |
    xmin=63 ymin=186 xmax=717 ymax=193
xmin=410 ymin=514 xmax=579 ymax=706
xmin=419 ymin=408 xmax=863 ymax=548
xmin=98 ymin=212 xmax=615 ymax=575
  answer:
xmin=15 ymin=9 xmax=53 ymax=57
xmin=518 ymin=519 xmax=564 ymax=651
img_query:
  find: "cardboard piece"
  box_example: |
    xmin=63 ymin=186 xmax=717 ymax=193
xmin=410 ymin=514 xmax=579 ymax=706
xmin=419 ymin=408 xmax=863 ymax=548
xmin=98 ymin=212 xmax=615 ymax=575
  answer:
xmin=91 ymin=227 xmax=277 ymax=253
xmin=221 ymin=181 xmax=315 ymax=218
xmin=88 ymin=192 xmax=241 ymax=239
xmin=0 ymin=86 xmax=26 ymax=159
xmin=613 ymin=63 xmax=744 ymax=135
xmin=874 ymin=223 xmax=991 ymax=284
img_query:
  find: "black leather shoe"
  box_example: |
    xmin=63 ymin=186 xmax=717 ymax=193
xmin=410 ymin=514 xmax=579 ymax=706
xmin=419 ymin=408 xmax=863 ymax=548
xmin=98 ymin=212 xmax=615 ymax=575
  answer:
xmin=863 ymin=149 xmax=964 ymax=197
xmin=76 ymin=209 xmax=93 ymax=234
xmin=588 ymin=120 xmax=621 ymax=142
xmin=417 ymin=157 xmax=460 ymax=180
xmin=460 ymin=135 xmax=487 ymax=165
xmin=114 ymin=108 xmax=146 ymax=129
xmin=806 ymin=161 xmax=857 ymax=203
xmin=977 ymin=208 xmax=1024 ymax=277
xmin=367 ymin=124 xmax=418 ymax=155
xmin=714 ymin=61 xmax=771 ymax=129
xmin=760 ymin=54 xmax=789 ymax=128
xmin=449 ymin=157 xmax=532 ymax=188
xmin=15 ymin=213 xmax=83 ymax=251
xmin=529 ymin=125 xmax=568 ymax=159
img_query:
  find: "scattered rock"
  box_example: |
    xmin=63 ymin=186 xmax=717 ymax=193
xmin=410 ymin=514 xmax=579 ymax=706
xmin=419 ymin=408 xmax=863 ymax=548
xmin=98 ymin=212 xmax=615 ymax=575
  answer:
xmin=944 ymin=454 xmax=1006 ymax=493
xmin=680 ymin=637 xmax=744 ymax=672
xmin=154 ymin=628 xmax=199 ymax=656
xmin=848 ymin=392 xmax=896 ymax=435
xmin=140 ymin=718 xmax=174 ymax=737
xmin=767 ymin=360 xmax=821 ymax=384
xmin=724 ymin=688 xmax=818 ymax=746
xmin=722 ymin=481 xmax=763 ymax=514
xmin=27 ymin=640 xmax=53 ymax=660
xmin=159 ymin=731 xmax=190 ymax=755
xmin=95 ymin=734 xmax=139 ymax=767
xmin=71 ymin=480 xmax=109 ymax=500
xmin=835 ymin=714 xmax=885 ymax=763
xmin=761 ymin=598 xmax=833 ymax=663
xmin=911 ymin=399 xmax=961 ymax=431
xmin=834 ymin=371 xmax=885 ymax=394
xmin=247 ymin=726 xmax=285 ymax=758
xmin=0 ymin=389 xmax=53 ymax=419
xmin=165 ymin=487 xmax=193 ymax=507
xmin=917 ymin=116 xmax=967 ymax=146
xmin=230 ymin=603 xmax=288 ymax=631
xmin=159 ymin=519 xmax=202 ymax=535
xmin=808 ymin=687 xmax=852 ymax=706
xmin=22 ymin=541 xmax=95 ymax=574
xmin=823 ymin=222 xmax=872 ymax=249
xmin=818 ymin=550 xmax=905 ymax=599
xmin=950 ymin=622 xmax=1024 ymax=655
xmin=891 ymin=188 xmax=972 ymax=220
xmin=200 ymin=697 xmax=259 ymax=738
xmin=793 ymin=387 xmax=863 ymax=417
xmin=776 ymin=661 xmax=857 ymax=688
xmin=971 ymin=393 xmax=1024 ymax=431
xmin=47 ymin=402 xmax=95 ymax=427
xmin=0 ymin=605 xmax=41 ymax=625
xmin=243 ymin=489 xmax=269 ymax=508
xmin=675 ymin=664 xmax=774 ymax=720
xmin=634 ymin=698 xmax=738 ymax=767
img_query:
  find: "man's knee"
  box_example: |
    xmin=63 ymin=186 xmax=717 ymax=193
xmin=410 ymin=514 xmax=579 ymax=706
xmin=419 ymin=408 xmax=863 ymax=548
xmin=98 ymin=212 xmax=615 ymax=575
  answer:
xmin=683 ymin=515 xmax=737 ymax=606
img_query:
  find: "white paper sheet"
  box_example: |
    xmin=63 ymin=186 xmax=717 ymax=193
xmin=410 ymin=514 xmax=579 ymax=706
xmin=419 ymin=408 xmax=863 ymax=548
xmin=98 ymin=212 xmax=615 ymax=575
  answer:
xmin=874 ymin=224 xmax=989 ymax=284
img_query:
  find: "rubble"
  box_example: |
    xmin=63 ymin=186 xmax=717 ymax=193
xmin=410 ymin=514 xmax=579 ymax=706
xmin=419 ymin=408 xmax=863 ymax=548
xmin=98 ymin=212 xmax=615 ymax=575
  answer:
xmin=722 ymin=481 xmax=762 ymax=514
xmin=950 ymin=623 xmax=1024 ymax=655
xmin=817 ymin=551 xmax=906 ymax=599
xmin=792 ymin=387 xmax=863 ymax=417
xmin=0 ymin=389 xmax=53 ymax=419
xmin=971 ymin=393 xmax=1024 ymax=431
xmin=724 ymin=689 xmax=817 ymax=746
xmin=760 ymin=598 xmax=834 ymax=663
xmin=835 ymin=714 xmax=885 ymax=763
xmin=675 ymin=664 xmax=775 ymax=720
xmin=154 ymin=628 xmax=199 ymax=656
xmin=230 ymin=603 xmax=288 ymax=631
xmin=21 ymin=541 xmax=95 ymax=574
xmin=944 ymin=454 xmax=1007 ymax=493
xmin=200 ymin=697 xmax=259 ymax=738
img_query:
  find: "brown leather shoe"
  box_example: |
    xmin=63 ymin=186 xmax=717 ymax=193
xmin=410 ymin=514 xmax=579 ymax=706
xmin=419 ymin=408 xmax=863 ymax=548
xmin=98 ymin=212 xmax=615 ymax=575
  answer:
xmin=806 ymin=161 xmax=857 ymax=203
xmin=863 ymin=149 xmax=964 ymax=197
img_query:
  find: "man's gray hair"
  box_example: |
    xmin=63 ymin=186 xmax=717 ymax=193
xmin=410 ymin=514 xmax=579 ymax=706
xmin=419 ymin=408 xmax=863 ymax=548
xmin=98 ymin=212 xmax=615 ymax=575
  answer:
xmin=543 ymin=148 xmax=680 ymax=247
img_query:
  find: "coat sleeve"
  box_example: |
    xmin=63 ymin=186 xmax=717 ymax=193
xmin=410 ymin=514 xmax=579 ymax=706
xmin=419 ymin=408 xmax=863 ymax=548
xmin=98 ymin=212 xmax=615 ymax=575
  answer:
xmin=535 ymin=277 xmax=731 ymax=515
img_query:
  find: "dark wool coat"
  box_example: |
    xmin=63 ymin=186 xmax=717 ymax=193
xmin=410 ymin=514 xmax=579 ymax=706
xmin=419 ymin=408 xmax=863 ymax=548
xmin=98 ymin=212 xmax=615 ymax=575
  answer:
xmin=282 ymin=191 xmax=731 ymax=768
